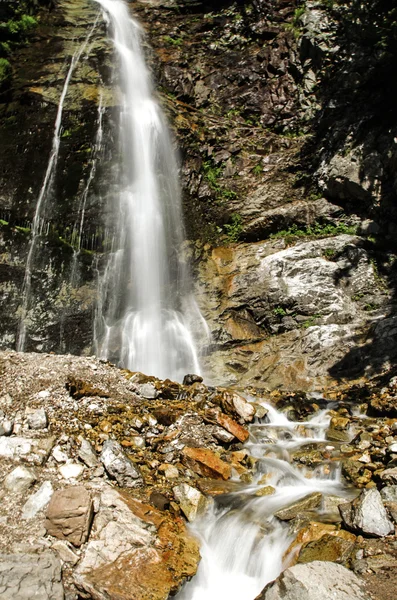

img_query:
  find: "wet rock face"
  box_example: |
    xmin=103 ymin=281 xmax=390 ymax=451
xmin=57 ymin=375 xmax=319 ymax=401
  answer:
xmin=196 ymin=233 xmax=396 ymax=389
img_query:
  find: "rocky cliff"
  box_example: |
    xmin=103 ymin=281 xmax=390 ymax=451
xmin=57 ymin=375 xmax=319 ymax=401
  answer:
xmin=0 ymin=0 xmax=397 ymax=391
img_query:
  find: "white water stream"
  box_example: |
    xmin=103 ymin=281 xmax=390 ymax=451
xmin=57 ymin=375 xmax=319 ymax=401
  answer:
xmin=94 ymin=0 xmax=203 ymax=382
xmin=178 ymin=401 xmax=354 ymax=600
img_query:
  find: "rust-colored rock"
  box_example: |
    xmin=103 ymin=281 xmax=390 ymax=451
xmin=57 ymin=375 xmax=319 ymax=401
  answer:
xmin=216 ymin=413 xmax=249 ymax=442
xmin=182 ymin=447 xmax=232 ymax=480
xmin=284 ymin=521 xmax=356 ymax=567
xmin=45 ymin=486 xmax=94 ymax=547
xmin=75 ymin=487 xmax=199 ymax=600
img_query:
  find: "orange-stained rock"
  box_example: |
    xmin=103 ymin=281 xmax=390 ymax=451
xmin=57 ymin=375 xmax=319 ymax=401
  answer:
xmin=75 ymin=486 xmax=200 ymax=600
xmin=284 ymin=521 xmax=356 ymax=567
xmin=182 ymin=447 xmax=232 ymax=480
xmin=216 ymin=413 xmax=249 ymax=442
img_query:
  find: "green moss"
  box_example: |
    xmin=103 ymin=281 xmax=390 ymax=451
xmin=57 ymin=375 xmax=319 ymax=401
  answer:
xmin=274 ymin=307 xmax=287 ymax=317
xmin=223 ymin=213 xmax=243 ymax=243
xmin=270 ymin=221 xmax=357 ymax=243
xmin=0 ymin=58 xmax=11 ymax=83
xmin=163 ymin=35 xmax=183 ymax=47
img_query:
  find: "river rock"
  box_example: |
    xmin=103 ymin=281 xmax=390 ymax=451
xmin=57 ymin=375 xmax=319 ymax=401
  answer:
xmin=339 ymin=488 xmax=394 ymax=537
xmin=173 ymin=483 xmax=208 ymax=522
xmin=3 ymin=466 xmax=36 ymax=493
xmin=25 ymin=407 xmax=48 ymax=430
xmin=182 ymin=447 xmax=232 ymax=480
xmin=257 ymin=561 xmax=371 ymax=600
xmin=380 ymin=467 xmax=397 ymax=485
xmin=219 ymin=391 xmax=256 ymax=423
xmin=45 ymin=486 xmax=94 ymax=547
xmin=0 ymin=552 xmax=64 ymax=600
xmin=100 ymin=439 xmax=143 ymax=487
xmin=275 ymin=492 xmax=322 ymax=521
xmin=21 ymin=480 xmax=53 ymax=519
xmin=297 ymin=533 xmax=355 ymax=565
xmin=75 ymin=485 xmax=199 ymax=600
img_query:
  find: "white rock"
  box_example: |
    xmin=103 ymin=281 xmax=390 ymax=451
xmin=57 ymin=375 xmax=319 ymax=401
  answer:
xmin=25 ymin=407 xmax=48 ymax=430
xmin=22 ymin=481 xmax=53 ymax=519
xmin=260 ymin=561 xmax=371 ymax=600
xmin=37 ymin=390 xmax=51 ymax=399
xmin=173 ymin=483 xmax=208 ymax=522
xmin=52 ymin=446 xmax=68 ymax=463
xmin=59 ymin=463 xmax=85 ymax=479
xmin=0 ymin=436 xmax=32 ymax=458
xmin=0 ymin=419 xmax=13 ymax=436
xmin=52 ymin=540 xmax=80 ymax=566
xmin=78 ymin=438 xmax=98 ymax=468
xmin=3 ymin=466 xmax=36 ymax=494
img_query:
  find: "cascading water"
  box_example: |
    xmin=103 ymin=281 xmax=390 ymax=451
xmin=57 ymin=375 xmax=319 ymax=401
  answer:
xmin=94 ymin=0 xmax=203 ymax=382
xmin=177 ymin=400 xmax=355 ymax=600
xmin=16 ymin=18 xmax=99 ymax=352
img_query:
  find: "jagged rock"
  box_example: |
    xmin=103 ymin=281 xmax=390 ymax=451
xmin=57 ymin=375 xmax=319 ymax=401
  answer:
xmin=52 ymin=446 xmax=68 ymax=463
xmin=257 ymin=561 xmax=371 ymax=600
xmin=75 ymin=486 xmax=199 ymax=600
xmin=297 ymin=533 xmax=355 ymax=565
xmin=25 ymin=407 xmax=48 ymax=430
xmin=3 ymin=466 xmax=36 ymax=494
xmin=218 ymin=391 xmax=256 ymax=423
xmin=0 ymin=435 xmax=55 ymax=466
xmin=339 ymin=489 xmax=394 ymax=537
xmin=182 ymin=447 xmax=231 ymax=480
xmin=78 ymin=438 xmax=99 ymax=468
xmin=0 ymin=552 xmax=64 ymax=600
xmin=380 ymin=467 xmax=397 ymax=485
xmin=285 ymin=520 xmax=355 ymax=564
xmin=21 ymin=481 xmax=54 ymax=519
xmin=45 ymin=486 xmax=94 ymax=547
xmin=100 ymin=439 xmax=143 ymax=488
xmin=380 ymin=485 xmax=397 ymax=523
xmin=173 ymin=483 xmax=208 ymax=522
xmin=275 ymin=492 xmax=322 ymax=521
xmin=216 ymin=413 xmax=249 ymax=442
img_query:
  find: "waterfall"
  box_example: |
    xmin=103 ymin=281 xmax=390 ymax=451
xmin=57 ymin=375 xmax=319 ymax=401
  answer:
xmin=16 ymin=18 xmax=99 ymax=352
xmin=177 ymin=402 xmax=354 ymax=600
xmin=93 ymin=0 xmax=202 ymax=382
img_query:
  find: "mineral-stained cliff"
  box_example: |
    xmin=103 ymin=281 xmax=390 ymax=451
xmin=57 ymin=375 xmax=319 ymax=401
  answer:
xmin=0 ymin=0 xmax=397 ymax=390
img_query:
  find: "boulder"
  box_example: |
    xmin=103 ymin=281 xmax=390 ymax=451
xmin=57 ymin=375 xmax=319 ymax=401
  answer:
xmin=45 ymin=486 xmax=94 ymax=547
xmin=339 ymin=488 xmax=394 ymax=537
xmin=75 ymin=486 xmax=199 ymax=600
xmin=285 ymin=521 xmax=355 ymax=565
xmin=100 ymin=439 xmax=143 ymax=488
xmin=257 ymin=561 xmax=371 ymax=600
xmin=297 ymin=533 xmax=355 ymax=565
xmin=173 ymin=483 xmax=208 ymax=522
xmin=3 ymin=466 xmax=36 ymax=494
xmin=219 ymin=391 xmax=256 ymax=423
xmin=182 ymin=447 xmax=232 ymax=480
xmin=275 ymin=492 xmax=322 ymax=521
xmin=0 ymin=552 xmax=64 ymax=600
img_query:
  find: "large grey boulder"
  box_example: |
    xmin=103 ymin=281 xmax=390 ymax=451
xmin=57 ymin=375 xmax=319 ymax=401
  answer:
xmin=0 ymin=552 xmax=64 ymax=599
xmin=100 ymin=439 xmax=142 ymax=488
xmin=258 ymin=561 xmax=371 ymax=600
xmin=339 ymin=488 xmax=394 ymax=537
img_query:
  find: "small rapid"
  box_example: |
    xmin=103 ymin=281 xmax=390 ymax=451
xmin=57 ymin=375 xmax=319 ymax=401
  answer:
xmin=178 ymin=400 xmax=354 ymax=600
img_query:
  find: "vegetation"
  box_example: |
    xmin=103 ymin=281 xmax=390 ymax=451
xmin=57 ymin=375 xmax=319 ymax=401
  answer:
xmin=163 ymin=35 xmax=183 ymax=47
xmin=223 ymin=213 xmax=243 ymax=243
xmin=202 ymin=160 xmax=237 ymax=203
xmin=0 ymin=3 xmax=39 ymax=83
xmin=270 ymin=221 xmax=357 ymax=243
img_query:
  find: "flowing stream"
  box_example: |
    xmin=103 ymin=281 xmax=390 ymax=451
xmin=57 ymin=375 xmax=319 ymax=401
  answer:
xmin=94 ymin=0 xmax=203 ymax=382
xmin=178 ymin=400 xmax=354 ymax=600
